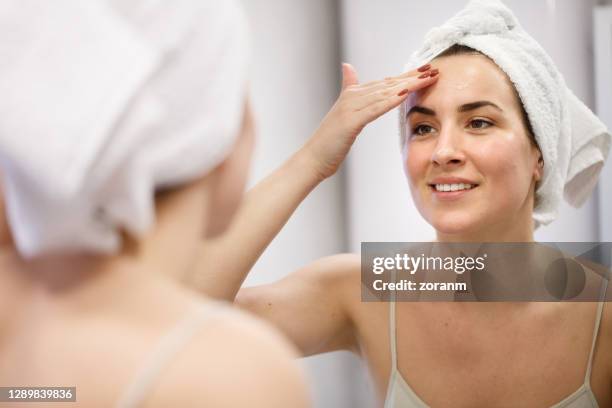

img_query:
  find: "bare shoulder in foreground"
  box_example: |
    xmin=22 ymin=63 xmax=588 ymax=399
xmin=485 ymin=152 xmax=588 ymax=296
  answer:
xmin=143 ymin=305 xmax=311 ymax=408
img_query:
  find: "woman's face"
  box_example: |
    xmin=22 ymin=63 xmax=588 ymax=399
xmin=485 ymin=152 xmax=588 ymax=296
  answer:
xmin=403 ymin=54 xmax=542 ymax=240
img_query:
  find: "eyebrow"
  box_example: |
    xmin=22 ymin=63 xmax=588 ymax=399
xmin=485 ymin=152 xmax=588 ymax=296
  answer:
xmin=406 ymin=100 xmax=503 ymax=119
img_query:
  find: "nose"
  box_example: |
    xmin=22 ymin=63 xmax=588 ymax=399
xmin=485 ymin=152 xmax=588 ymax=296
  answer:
xmin=431 ymin=128 xmax=466 ymax=169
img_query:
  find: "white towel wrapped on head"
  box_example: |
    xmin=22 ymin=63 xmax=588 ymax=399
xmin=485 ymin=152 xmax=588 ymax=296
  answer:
xmin=0 ymin=0 xmax=249 ymax=257
xmin=399 ymin=0 xmax=611 ymax=228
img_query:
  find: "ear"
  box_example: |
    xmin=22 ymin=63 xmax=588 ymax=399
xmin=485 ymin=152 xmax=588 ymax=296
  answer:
xmin=0 ymin=178 xmax=13 ymax=246
xmin=534 ymin=153 xmax=544 ymax=181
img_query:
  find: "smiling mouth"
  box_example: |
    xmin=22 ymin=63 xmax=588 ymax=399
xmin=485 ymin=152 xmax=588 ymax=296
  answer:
xmin=428 ymin=183 xmax=479 ymax=192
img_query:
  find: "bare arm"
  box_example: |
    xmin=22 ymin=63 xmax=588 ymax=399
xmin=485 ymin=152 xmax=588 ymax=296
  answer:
xmin=236 ymin=253 xmax=361 ymax=356
xmin=186 ymin=64 xmax=438 ymax=301
xmin=187 ymin=144 xmax=323 ymax=300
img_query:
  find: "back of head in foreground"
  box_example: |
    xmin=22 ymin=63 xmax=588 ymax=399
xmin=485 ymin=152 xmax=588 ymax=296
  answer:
xmin=398 ymin=0 xmax=610 ymax=243
xmin=0 ymin=1 xmax=308 ymax=407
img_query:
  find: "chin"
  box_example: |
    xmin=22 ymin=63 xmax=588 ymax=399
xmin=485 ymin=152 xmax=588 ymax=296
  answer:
xmin=429 ymin=211 xmax=483 ymax=236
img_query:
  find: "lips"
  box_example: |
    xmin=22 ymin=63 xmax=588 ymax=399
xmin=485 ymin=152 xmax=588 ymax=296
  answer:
xmin=428 ymin=185 xmax=478 ymax=201
xmin=428 ymin=177 xmax=479 ymax=185
xmin=427 ymin=177 xmax=480 ymax=201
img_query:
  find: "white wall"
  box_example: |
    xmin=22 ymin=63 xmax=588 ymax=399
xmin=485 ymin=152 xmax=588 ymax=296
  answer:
xmin=239 ymin=0 xmax=344 ymax=292
xmin=594 ymin=5 xmax=612 ymax=241
xmin=238 ymin=1 xmax=366 ymax=407
xmin=340 ymin=0 xmax=601 ymax=249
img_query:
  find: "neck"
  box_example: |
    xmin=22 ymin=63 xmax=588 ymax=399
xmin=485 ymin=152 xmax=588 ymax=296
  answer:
xmin=436 ymin=206 xmax=535 ymax=243
xmin=0 ymin=177 xmax=210 ymax=321
xmin=0 ymin=214 xmax=198 ymax=309
xmin=436 ymin=225 xmax=534 ymax=243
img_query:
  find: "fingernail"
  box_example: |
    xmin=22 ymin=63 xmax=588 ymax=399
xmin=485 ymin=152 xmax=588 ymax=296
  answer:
xmin=398 ymin=89 xmax=409 ymax=96
xmin=430 ymin=69 xmax=439 ymax=75
xmin=417 ymin=64 xmax=431 ymax=72
xmin=418 ymin=72 xmax=430 ymax=79
xmin=430 ymin=70 xmax=439 ymax=77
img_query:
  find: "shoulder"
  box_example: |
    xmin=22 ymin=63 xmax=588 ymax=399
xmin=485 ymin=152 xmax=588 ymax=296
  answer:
xmin=145 ymin=305 xmax=310 ymax=408
xmin=307 ymin=253 xmax=363 ymax=306
xmin=299 ymin=253 xmax=366 ymax=325
xmin=295 ymin=253 xmax=361 ymax=287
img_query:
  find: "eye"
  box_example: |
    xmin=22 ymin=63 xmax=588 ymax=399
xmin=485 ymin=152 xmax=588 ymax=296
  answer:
xmin=468 ymin=119 xmax=493 ymax=130
xmin=412 ymin=124 xmax=436 ymax=136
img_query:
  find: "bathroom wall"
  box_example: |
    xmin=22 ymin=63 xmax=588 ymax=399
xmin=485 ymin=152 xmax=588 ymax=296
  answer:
xmin=238 ymin=1 xmax=366 ymax=407
xmin=594 ymin=4 xmax=612 ymax=240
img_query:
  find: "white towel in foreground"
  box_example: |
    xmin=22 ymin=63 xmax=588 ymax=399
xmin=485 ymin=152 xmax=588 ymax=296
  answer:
xmin=0 ymin=0 xmax=249 ymax=257
xmin=400 ymin=0 xmax=611 ymax=228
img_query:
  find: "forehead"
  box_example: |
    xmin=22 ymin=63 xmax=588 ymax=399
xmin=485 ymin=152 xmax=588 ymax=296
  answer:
xmin=407 ymin=54 xmax=519 ymax=112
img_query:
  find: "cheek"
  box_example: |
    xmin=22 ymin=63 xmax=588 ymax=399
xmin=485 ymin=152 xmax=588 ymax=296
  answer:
xmin=403 ymin=142 xmax=437 ymax=221
xmin=404 ymin=144 xmax=429 ymax=187
xmin=475 ymin=137 xmax=533 ymax=198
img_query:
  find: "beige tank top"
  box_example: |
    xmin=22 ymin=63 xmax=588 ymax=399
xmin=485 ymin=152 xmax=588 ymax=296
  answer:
xmin=384 ymin=279 xmax=608 ymax=408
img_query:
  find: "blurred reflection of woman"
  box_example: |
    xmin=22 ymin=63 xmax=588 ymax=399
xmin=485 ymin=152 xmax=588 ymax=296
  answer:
xmin=0 ymin=1 xmax=309 ymax=407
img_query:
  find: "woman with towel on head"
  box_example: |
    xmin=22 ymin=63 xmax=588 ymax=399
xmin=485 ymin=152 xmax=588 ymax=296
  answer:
xmin=0 ymin=1 xmax=311 ymax=407
xmin=185 ymin=0 xmax=611 ymax=406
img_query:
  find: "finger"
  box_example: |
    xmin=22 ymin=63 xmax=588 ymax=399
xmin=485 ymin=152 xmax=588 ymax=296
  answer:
xmin=376 ymin=70 xmax=439 ymax=98
xmin=356 ymin=92 xmax=412 ymax=124
xmin=356 ymin=74 xmax=439 ymax=122
xmin=341 ymin=63 xmax=359 ymax=89
xmin=350 ymin=65 xmax=433 ymax=93
xmin=394 ymin=70 xmax=439 ymax=95
xmin=345 ymin=75 xmax=425 ymax=101
xmin=352 ymin=77 xmax=407 ymax=93
xmin=350 ymin=72 xmax=439 ymax=110
xmin=390 ymin=63 xmax=433 ymax=80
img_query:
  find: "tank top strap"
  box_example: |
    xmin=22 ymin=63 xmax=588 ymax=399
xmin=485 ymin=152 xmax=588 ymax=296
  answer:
xmin=389 ymin=295 xmax=397 ymax=369
xmin=389 ymin=268 xmax=398 ymax=370
xmin=115 ymin=302 xmax=226 ymax=408
xmin=584 ymin=277 xmax=608 ymax=386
